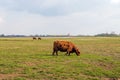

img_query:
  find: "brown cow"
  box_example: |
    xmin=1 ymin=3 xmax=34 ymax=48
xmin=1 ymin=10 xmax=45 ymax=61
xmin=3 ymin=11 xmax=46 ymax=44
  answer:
xmin=38 ymin=37 xmax=41 ymax=40
xmin=52 ymin=40 xmax=80 ymax=56
xmin=33 ymin=37 xmax=37 ymax=40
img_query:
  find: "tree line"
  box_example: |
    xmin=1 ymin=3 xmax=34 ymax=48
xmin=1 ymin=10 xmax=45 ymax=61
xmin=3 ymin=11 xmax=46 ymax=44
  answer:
xmin=0 ymin=32 xmax=120 ymax=37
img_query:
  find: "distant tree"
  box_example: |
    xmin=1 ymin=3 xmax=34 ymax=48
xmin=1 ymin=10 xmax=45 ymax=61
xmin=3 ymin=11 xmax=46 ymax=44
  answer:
xmin=0 ymin=34 xmax=5 ymax=37
xmin=95 ymin=32 xmax=118 ymax=37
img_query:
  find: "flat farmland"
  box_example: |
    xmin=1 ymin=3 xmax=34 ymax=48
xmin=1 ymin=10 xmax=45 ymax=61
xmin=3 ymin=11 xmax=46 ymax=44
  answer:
xmin=0 ymin=37 xmax=120 ymax=80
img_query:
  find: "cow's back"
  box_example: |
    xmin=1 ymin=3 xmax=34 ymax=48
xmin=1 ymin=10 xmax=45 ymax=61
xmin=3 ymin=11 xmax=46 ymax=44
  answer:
xmin=53 ymin=40 xmax=74 ymax=51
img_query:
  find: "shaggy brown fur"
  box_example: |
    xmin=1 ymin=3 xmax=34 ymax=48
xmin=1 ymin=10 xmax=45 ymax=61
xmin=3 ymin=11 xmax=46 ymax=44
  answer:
xmin=38 ymin=37 xmax=41 ymax=40
xmin=33 ymin=37 xmax=37 ymax=40
xmin=52 ymin=40 xmax=80 ymax=56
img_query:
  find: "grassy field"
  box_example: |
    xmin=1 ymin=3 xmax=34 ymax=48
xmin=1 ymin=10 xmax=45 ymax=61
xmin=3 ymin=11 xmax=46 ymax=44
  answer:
xmin=0 ymin=37 xmax=120 ymax=80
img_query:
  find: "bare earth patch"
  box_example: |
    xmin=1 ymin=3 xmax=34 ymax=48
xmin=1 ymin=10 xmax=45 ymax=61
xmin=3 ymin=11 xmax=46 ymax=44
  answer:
xmin=102 ymin=78 xmax=120 ymax=80
xmin=0 ymin=74 xmax=23 ymax=79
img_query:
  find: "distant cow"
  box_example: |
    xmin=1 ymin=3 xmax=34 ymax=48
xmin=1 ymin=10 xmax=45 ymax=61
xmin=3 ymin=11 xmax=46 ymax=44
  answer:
xmin=38 ymin=37 xmax=41 ymax=40
xmin=33 ymin=37 xmax=37 ymax=40
xmin=52 ymin=40 xmax=80 ymax=56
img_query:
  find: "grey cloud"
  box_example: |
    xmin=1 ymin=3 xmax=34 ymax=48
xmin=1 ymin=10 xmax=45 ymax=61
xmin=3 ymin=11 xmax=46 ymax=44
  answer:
xmin=0 ymin=0 xmax=111 ymax=16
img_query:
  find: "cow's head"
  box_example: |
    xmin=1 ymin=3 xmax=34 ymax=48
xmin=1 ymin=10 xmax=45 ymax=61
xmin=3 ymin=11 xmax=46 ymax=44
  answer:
xmin=75 ymin=48 xmax=80 ymax=56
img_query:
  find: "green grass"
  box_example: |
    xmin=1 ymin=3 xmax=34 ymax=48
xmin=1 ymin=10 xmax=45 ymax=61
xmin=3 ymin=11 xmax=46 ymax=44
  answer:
xmin=0 ymin=37 xmax=120 ymax=80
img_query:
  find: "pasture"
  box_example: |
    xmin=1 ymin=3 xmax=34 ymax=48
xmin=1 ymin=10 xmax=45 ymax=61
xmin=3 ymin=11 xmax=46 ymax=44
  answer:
xmin=0 ymin=37 xmax=120 ymax=80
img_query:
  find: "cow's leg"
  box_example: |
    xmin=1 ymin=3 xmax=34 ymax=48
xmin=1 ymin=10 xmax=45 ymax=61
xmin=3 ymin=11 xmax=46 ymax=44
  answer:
xmin=52 ymin=51 xmax=58 ymax=56
xmin=67 ymin=48 xmax=72 ymax=56
xmin=52 ymin=48 xmax=56 ymax=56
xmin=56 ymin=51 xmax=58 ymax=56
xmin=65 ymin=51 xmax=69 ymax=56
xmin=52 ymin=51 xmax=55 ymax=56
xmin=68 ymin=52 xmax=70 ymax=56
xmin=67 ymin=51 xmax=70 ymax=56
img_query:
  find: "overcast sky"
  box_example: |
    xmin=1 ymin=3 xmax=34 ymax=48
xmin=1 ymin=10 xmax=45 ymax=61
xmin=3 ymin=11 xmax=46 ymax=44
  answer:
xmin=0 ymin=0 xmax=120 ymax=35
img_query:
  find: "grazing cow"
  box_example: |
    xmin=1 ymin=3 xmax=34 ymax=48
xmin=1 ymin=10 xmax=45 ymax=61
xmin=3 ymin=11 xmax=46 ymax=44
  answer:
xmin=52 ymin=40 xmax=80 ymax=56
xmin=38 ymin=37 xmax=41 ymax=40
xmin=33 ymin=37 xmax=37 ymax=40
